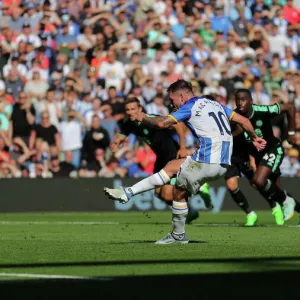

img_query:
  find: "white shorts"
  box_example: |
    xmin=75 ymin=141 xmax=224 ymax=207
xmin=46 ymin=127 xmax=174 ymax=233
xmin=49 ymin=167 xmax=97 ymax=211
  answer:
xmin=176 ymin=156 xmax=228 ymax=194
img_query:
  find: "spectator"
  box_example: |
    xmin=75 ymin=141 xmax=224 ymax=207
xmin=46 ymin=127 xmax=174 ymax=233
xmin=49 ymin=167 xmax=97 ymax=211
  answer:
xmin=59 ymin=110 xmax=84 ymax=168
xmin=280 ymin=148 xmax=300 ymax=177
xmin=0 ymin=93 xmax=12 ymax=132
xmin=0 ymin=0 xmax=299 ymax=179
xmin=81 ymin=114 xmax=110 ymax=167
xmin=10 ymin=92 xmax=35 ymax=144
xmin=101 ymin=103 xmax=119 ymax=141
xmin=84 ymin=98 xmax=104 ymax=126
xmin=29 ymin=111 xmax=60 ymax=155
xmin=98 ymin=49 xmax=126 ymax=92
xmin=24 ymin=70 xmax=49 ymax=103
xmin=146 ymin=93 xmax=169 ymax=116
xmin=49 ymin=154 xmax=75 ymax=177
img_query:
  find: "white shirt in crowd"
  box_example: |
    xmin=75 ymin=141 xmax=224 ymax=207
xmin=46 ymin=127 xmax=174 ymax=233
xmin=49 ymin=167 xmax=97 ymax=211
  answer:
xmin=37 ymin=101 xmax=62 ymax=128
xmin=16 ymin=34 xmax=41 ymax=48
xmin=0 ymin=80 xmax=5 ymax=92
xmin=98 ymin=61 xmax=126 ymax=91
xmin=59 ymin=120 xmax=83 ymax=152
xmin=26 ymin=68 xmax=49 ymax=81
xmin=84 ymin=110 xmax=104 ymax=127
xmin=146 ymin=103 xmax=169 ymax=116
xmin=3 ymin=63 xmax=27 ymax=78
xmin=251 ymin=92 xmax=270 ymax=105
xmin=280 ymin=157 xmax=300 ymax=177
xmin=77 ymin=34 xmax=96 ymax=49
xmin=269 ymin=34 xmax=290 ymax=58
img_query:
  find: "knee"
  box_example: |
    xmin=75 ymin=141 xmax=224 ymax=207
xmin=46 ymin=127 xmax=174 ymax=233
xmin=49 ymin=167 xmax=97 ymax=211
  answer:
xmin=160 ymin=190 xmax=173 ymax=203
xmin=226 ymin=178 xmax=238 ymax=192
xmin=154 ymin=188 xmax=161 ymax=199
xmin=252 ymin=175 xmax=266 ymax=190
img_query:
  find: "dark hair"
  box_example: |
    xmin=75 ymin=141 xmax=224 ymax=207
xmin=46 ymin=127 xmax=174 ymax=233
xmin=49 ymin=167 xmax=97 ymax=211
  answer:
xmin=124 ymin=97 xmax=141 ymax=107
xmin=235 ymin=88 xmax=252 ymax=100
xmin=155 ymin=93 xmax=164 ymax=99
xmin=167 ymin=79 xmax=193 ymax=94
xmin=92 ymin=114 xmax=101 ymax=121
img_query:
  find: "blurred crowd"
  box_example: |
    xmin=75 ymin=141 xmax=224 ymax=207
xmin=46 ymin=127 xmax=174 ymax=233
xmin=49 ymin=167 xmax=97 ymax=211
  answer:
xmin=0 ymin=0 xmax=300 ymax=179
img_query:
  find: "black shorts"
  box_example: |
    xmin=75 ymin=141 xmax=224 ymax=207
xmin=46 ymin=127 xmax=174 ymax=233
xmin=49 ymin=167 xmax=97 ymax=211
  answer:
xmin=153 ymin=143 xmax=179 ymax=173
xmin=224 ymin=156 xmax=255 ymax=181
xmin=255 ymin=144 xmax=284 ymax=177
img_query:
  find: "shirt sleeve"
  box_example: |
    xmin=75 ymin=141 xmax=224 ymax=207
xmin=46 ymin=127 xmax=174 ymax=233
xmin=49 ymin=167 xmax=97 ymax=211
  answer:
xmin=253 ymin=103 xmax=280 ymax=116
xmin=168 ymin=101 xmax=194 ymax=123
xmin=221 ymin=104 xmax=235 ymax=120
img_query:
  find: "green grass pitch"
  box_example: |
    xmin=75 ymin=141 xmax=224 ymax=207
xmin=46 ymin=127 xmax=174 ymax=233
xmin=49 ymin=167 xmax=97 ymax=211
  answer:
xmin=0 ymin=211 xmax=300 ymax=280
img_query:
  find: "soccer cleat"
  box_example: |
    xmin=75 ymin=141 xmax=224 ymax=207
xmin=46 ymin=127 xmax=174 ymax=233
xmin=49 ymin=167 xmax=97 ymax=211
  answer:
xmin=155 ymin=233 xmax=189 ymax=244
xmin=245 ymin=212 xmax=258 ymax=226
xmin=272 ymin=203 xmax=284 ymax=225
xmin=283 ymin=196 xmax=296 ymax=221
xmin=103 ymin=187 xmax=131 ymax=204
xmin=199 ymin=183 xmax=213 ymax=209
xmin=185 ymin=210 xmax=199 ymax=224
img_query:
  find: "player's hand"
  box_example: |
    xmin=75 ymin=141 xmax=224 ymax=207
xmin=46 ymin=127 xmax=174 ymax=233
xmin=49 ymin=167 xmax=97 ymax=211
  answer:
xmin=252 ymin=137 xmax=267 ymax=152
xmin=177 ymin=147 xmax=188 ymax=158
xmin=287 ymin=134 xmax=296 ymax=145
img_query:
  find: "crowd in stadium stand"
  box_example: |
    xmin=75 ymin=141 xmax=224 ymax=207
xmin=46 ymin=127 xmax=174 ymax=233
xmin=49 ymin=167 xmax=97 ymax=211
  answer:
xmin=0 ymin=0 xmax=299 ymax=178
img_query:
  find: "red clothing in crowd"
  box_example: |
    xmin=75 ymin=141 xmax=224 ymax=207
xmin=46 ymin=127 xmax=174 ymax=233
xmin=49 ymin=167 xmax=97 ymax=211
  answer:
xmin=284 ymin=5 xmax=300 ymax=25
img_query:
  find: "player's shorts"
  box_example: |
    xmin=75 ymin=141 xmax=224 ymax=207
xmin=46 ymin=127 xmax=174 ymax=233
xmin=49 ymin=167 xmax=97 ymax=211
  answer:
xmin=176 ymin=156 xmax=228 ymax=195
xmin=224 ymin=156 xmax=255 ymax=181
xmin=255 ymin=144 xmax=284 ymax=177
xmin=153 ymin=143 xmax=179 ymax=173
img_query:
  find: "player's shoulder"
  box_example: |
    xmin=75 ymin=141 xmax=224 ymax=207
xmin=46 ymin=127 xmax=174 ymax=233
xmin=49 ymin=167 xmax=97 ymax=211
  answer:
xmin=118 ymin=116 xmax=131 ymax=128
xmin=252 ymin=104 xmax=269 ymax=112
xmin=252 ymin=103 xmax=280 ymax=114
xmin=182 ymin=96 xmax=199 ymax=108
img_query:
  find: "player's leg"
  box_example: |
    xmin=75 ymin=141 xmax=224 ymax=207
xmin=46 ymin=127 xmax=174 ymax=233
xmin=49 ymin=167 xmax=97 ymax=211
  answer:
xmin=240 ymin=160 xmax=283 ymax=225
xmin=199 ymin=183 xmax=212 ymax=208
xmin=252 ymin=166 xmax=288 ymax=223
xmin=156 ymin=158 xmax=228 ymax=244
xmin=253 ymin=146 xmax=295 ymax=221
xmin=155 ymin=186 xmax=190 ymax=244
xmin=104 ymin=158 xmax=186 ymax=203
xmin=155 ymin=185 xmax=173 ymax=205
xmin=224 ymin=161 xmax=257 ymax=226
xmin=273 ymin=175 xmax=300 ymax=218
xmin=226 ymin=176 xmax=258 ymax=226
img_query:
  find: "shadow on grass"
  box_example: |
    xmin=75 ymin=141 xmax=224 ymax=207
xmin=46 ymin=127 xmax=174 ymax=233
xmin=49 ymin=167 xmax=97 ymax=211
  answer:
xmin=109 ymin=240 xmax=207 ymax=244
xmin=1 ymin=270 xmax=300 ymax=299
xmin=1 ymin=256 xmax=300 ymax=269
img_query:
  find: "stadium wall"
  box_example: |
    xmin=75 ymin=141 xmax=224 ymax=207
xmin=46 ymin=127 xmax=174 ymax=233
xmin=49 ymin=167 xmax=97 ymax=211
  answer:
xmin=0 ymin=178 xmax=298 ymax=213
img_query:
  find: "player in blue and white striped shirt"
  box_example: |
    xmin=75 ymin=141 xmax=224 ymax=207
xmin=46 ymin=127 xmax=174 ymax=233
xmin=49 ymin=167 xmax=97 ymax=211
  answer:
xmin=104 ymin=80 xmax=266 ymax=244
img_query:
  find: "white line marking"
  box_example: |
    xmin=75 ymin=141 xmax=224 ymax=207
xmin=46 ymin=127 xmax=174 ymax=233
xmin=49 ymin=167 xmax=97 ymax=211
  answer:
xmin=0 ymin=273 xmax=90 ymax=279
xmin=0 ymin=221 xmax=299 ymax=227
xmin=0 ymin=221 xmax=119 ymax=225
xmin=192 ymin=223 xmax=300 ymax=228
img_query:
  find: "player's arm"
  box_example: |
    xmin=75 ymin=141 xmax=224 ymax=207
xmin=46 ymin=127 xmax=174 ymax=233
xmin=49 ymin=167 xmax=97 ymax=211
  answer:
xmin=279 ymin=103 xmax=296 ymax=143
xmin=173 ymin=123 xmax=188 ymax=158
xmin=231 ymin=123 xmax=244 ymax=137
xmin=139 ymin=114 xmax=176 ymax=129
xmin=231 ymin=112 xmax=266 ymax=151
xmin=139 ymin=103 xmax=192 ymax=129
xmin=110 ymin=133 xmax=127 ymax=153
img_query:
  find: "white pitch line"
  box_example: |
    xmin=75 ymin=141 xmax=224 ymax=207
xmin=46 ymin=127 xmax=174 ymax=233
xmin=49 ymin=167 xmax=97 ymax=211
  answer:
xmin=192 ymin=223 xmax=300 ymax=228
xmin=0 ymin=273 xmax=91 ymax=279
xmin=0 ymin=221 xmax=119 ymax=225
xmin=0 ymin=221 xmax=299 ymax=227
